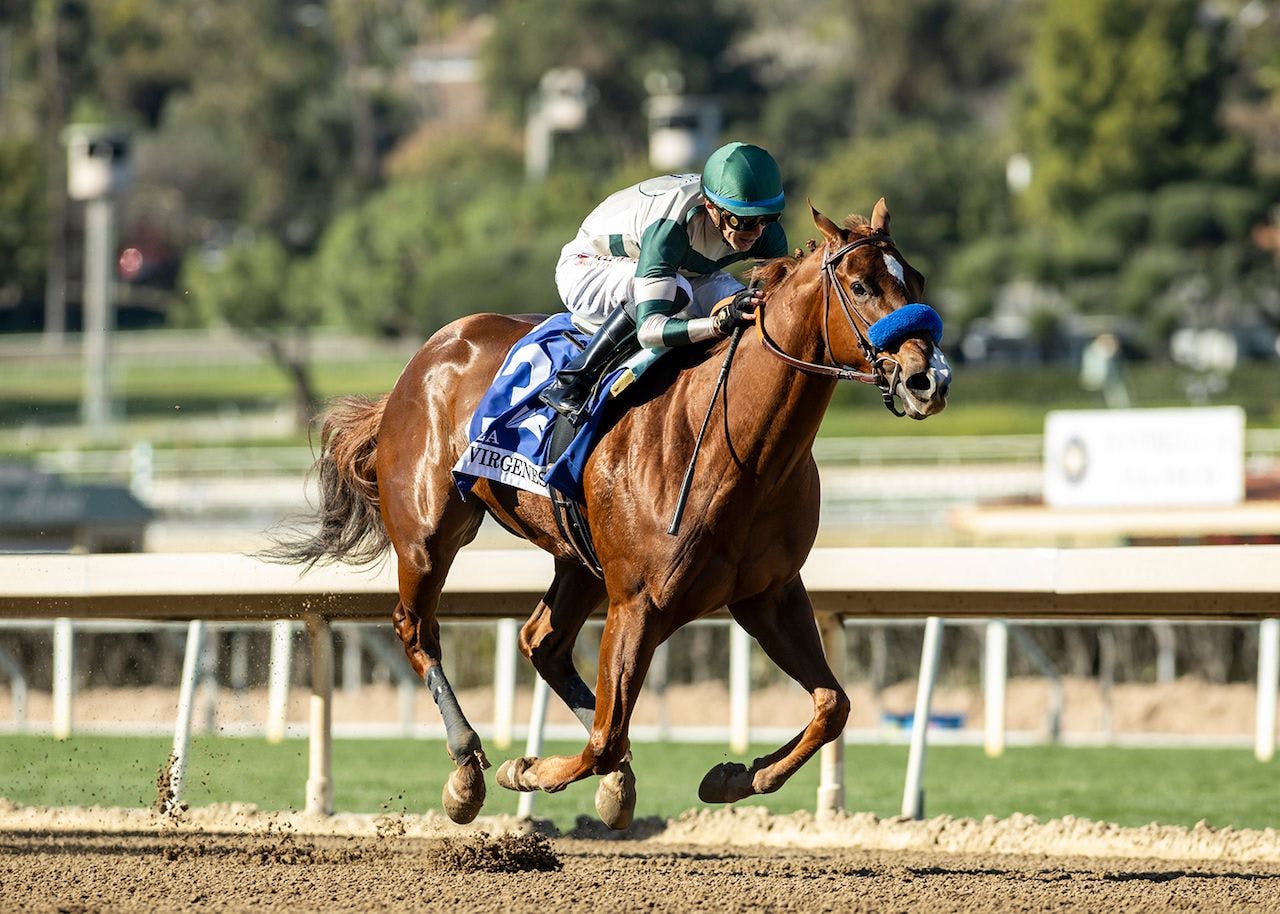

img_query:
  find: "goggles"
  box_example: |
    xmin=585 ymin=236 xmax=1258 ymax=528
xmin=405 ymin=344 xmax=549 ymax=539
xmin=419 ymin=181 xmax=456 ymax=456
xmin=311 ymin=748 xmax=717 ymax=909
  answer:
xmin=715 ymin=207 xmax=780 ymax=231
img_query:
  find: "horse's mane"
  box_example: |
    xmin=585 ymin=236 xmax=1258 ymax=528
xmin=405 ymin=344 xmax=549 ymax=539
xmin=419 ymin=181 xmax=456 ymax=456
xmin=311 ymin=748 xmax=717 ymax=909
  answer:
xmin=754 ymin=214 xmax=873 ymax=290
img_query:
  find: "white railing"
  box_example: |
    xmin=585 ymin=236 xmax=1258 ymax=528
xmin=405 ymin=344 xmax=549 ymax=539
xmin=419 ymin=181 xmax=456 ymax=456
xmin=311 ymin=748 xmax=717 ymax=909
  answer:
xmin=0 ymin=546 xmax=1277 ymax=821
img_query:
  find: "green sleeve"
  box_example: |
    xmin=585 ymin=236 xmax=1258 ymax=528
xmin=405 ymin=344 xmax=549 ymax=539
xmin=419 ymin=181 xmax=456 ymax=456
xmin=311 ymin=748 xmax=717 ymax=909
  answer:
xmin=636 ymin=219 xmax=690 ymax=279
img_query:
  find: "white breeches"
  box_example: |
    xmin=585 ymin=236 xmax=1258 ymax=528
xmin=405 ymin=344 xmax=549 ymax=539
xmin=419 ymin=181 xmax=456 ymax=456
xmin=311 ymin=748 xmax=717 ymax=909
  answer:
xmin=553 ymin=247 xmax=743 ymax=332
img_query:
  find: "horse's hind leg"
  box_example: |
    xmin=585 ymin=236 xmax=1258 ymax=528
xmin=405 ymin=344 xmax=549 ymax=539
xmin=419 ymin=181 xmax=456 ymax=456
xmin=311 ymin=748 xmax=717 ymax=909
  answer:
xmin=517 ymin=560 xmax=604 ymax=729
xmin=496 ymin=560 xmax=637 ymax=828
xmin=385 ymin=484 xmax=488 ymax=823
xmin=700 ymin=576 xmax=849 ymax=804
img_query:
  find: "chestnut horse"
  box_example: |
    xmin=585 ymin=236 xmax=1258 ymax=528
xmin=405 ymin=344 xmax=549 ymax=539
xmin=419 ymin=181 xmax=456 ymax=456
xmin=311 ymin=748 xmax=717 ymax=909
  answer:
xmin=274 ymin=200 xmax=949 ymax=828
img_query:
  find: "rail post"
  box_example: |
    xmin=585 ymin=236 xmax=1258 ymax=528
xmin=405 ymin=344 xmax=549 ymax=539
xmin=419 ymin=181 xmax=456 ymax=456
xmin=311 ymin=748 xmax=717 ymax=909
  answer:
xmin=983 ymin=620 xmax=1008 ymax=758
xmin=304 ymin=614 xmax=334 ymax=816
xmin=341 ymin=624 xmax=363 ymax=695
xmin=1257 ymin=618 xmax=1279 ymax=763
xmin=265 ymin=620 xmax=292 ymax=743
xmin=166 ymin=619 xmax=205 ymax=812
xmin=1153 ymin=622 xmax=1177 ymax=683
xmin=517 ymin=676 xmax=551 ymax=819
xmin=902 ymin=616 xmax=944 ymax=820
xmin=729 ymin=623 xmax=751 ymax=754
xmin=816 ymin=613 xmax=846 ymax=819
xmin=51 ymin=619 xmax=74 ymax=740
xmin=197 ymin=628 xmax=219 ymax=733
xmin=492 ymin=618 xmax=519 ymax=749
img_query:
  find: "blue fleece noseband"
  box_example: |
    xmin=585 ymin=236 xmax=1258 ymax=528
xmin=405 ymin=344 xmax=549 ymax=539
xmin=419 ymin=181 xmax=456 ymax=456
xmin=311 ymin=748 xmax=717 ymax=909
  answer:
xmin=866 ymin=303 xmax=944 ymax=351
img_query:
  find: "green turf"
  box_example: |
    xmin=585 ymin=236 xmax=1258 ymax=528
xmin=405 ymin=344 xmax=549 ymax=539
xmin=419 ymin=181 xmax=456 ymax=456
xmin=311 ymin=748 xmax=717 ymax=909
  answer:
xmin=0 ymin=357 xmax=413 ymax=429
xmin=1 ymin=735 xmax=1276 ymax=832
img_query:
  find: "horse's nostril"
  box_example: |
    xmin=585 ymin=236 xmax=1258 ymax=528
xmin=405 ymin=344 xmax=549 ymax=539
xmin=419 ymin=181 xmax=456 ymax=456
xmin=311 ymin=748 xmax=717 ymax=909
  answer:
xmin=906 ymin=371 xmax=933 ymax=393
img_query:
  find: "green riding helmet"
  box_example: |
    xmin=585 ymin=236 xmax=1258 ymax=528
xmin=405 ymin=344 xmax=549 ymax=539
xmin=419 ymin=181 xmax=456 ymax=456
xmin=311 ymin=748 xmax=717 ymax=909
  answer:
xmin=700 ymin=142 xmax=785 ymax=217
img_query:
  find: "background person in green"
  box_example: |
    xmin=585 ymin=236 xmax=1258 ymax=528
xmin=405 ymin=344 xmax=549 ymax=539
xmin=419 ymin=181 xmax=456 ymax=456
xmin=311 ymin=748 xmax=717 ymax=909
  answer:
xmin=540 ymin=142 xmax=790 ymax=421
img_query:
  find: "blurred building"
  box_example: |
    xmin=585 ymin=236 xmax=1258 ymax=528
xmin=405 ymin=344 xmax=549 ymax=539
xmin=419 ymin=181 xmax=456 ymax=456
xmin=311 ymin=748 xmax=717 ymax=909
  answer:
xmin=404 ymin=17 xmax=492 ymax=125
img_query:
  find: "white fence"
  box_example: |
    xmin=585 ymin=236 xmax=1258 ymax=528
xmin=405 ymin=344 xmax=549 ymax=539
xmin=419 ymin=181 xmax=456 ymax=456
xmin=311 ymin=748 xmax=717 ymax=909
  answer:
xmin=1 ymin=547 xmax=1278 ymax=820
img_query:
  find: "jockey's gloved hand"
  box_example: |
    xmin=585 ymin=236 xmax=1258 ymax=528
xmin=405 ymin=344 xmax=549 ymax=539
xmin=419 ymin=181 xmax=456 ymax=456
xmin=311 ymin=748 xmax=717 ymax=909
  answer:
xmin=711 ymin=288 xmax=763 ymax=336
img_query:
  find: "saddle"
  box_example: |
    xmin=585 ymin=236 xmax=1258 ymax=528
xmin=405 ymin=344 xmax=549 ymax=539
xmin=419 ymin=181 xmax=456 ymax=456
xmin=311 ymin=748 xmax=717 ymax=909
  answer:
xmin=452 ymin=314 xmax=668 ymax=578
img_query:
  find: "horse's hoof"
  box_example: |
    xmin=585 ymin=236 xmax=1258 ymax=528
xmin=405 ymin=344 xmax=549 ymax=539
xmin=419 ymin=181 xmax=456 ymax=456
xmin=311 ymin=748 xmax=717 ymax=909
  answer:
xmin=698 ymin=762 xmax=755 ymax=804
xmin=495 ymin=756 xmax=539 ymax=792
xmin=594 ymin=762 xmax=637 ymax=830
xmin=442 ymin=760 xmax=486 ymax=824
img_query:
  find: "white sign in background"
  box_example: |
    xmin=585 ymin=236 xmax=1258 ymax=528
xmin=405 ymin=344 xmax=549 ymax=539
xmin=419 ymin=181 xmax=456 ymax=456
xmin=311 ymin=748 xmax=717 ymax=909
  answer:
xmin=1043 ymin=407 xmax=1245 ymax=509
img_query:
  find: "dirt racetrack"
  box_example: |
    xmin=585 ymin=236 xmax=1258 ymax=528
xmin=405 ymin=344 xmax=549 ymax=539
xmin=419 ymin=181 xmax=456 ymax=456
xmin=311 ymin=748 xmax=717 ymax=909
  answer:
xmin=4 ymin=804 xmax=1280 ymax=912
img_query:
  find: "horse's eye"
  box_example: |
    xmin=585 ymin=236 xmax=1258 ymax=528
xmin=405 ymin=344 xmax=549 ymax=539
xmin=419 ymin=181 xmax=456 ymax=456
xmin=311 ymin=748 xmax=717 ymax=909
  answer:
xmin=850 ymin=281 xmax=868 ymax=296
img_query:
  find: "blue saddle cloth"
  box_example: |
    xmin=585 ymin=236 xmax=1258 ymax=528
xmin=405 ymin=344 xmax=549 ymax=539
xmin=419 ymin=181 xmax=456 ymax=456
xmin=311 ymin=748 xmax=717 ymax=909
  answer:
xmin=452 ymin=314 xmax=624 ymax=503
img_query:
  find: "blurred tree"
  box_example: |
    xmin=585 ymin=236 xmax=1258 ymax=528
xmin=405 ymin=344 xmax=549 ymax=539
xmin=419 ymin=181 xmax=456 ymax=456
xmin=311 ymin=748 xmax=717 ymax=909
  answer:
xmin=329 ymin=0 xmax=447 ymax=191
xmin=3 ymin=0 xmax=1273 ymax=375
xmin=118 ymin=2 xmax=364 ymax=248
xmin=90 ymin=0 xmax=198 ymax=128
xmin=805 ymin=121 xmax=1011 ymax=279
xmin=307 ymin=130 xmax=602 ymax=337
xmin=755 ymin=71 xmax=856 ymax=170
xmin=177 ymin=236 xmax=324 ymax=427
xmin=846 ymin=0 xmax=1029 ymax=130
xmin=11 ymin=1 xmax=435 ymax=313
xmin=0 ymin=1 xmax=413 ymax=337
xmin=1017 ymin=0 xmax=1251 ymax=222
xmin=946 ymin=178 xmax=1272 ymax=348
xmin=1216 ymin=0 xmax=1280 ymax=182
xmin=0 ymin=140 xmax=48 ymax=324
xmin=34 ymin=0 xmax=94 ymax=338
xmin=943 ymin=0 xmax=1280 ymax=359
xmin=750 ymin=0 xmax=1029 ymax=173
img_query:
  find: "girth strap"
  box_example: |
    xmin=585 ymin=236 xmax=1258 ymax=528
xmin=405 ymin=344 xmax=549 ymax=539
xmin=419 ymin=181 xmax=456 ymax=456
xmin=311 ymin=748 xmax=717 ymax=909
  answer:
xmin=546 ymin=413 xmax=603 ymax=578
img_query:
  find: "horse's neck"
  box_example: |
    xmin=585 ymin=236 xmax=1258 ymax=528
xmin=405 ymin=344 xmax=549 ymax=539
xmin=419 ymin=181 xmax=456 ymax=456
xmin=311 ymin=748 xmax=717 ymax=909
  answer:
xmin=722 ymin=266 xmax=837 ymax=478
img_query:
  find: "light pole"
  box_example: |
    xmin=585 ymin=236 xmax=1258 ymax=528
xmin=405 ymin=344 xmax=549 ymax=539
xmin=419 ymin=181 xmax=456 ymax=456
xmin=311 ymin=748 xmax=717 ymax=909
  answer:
xmin=63 ymin=125 xmax=130 ymax=440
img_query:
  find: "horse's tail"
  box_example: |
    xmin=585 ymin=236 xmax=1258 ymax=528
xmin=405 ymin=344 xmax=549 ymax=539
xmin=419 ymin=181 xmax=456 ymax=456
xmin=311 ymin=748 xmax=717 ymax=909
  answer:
xmin=266 ymin=394 xmax=391 ymax=569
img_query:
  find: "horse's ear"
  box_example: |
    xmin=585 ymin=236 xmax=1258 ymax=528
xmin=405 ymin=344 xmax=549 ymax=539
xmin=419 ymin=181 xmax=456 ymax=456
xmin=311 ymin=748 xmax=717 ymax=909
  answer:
xmin=808 ymin=199 xmax=843 ymax=245
xmin=871 ymin=197 xmax=890 ymax=233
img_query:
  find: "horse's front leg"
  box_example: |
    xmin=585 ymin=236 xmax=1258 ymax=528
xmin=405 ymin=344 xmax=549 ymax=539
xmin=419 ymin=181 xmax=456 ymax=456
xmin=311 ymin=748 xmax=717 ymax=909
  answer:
xmin=700 ymin=575 xmax=849 ymax=804
xmin=496 ymin=596 xmax=660 ymax=823
xmin=503 ymin=560 xmax=637 ymax=828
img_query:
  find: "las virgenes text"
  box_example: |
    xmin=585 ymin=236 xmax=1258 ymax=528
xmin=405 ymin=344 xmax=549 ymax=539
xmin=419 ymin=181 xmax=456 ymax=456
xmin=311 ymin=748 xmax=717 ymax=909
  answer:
xmin=468 ymin=444 xmax=547 ymax=484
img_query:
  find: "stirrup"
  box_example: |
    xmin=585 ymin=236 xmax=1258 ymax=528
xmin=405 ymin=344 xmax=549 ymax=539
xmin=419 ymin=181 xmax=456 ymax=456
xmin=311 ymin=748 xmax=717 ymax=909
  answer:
xmin=540 ymin=381 xmax=590 ymax=421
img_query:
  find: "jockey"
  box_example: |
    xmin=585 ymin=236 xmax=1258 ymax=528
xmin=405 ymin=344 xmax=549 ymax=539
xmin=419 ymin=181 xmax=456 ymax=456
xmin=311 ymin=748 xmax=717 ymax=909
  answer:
xmin=539 ymin=141 xmax=789 ymax=421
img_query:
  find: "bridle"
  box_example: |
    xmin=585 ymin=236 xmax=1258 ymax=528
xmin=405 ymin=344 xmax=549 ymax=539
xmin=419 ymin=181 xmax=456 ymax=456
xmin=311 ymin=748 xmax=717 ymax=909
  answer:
xmin=755 ymin=233 xmax=912 ymax=416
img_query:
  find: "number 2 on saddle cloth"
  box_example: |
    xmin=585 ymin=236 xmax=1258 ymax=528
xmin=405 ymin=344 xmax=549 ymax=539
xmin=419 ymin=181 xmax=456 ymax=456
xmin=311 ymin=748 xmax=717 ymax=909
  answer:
xmin=451 ymin=312 xmax=659 ymax=507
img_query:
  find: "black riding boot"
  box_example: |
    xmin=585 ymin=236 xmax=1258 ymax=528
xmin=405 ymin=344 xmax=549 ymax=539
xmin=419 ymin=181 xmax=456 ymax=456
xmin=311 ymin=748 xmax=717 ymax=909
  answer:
xmin=539 ymin=307 xmax=637 ymax=422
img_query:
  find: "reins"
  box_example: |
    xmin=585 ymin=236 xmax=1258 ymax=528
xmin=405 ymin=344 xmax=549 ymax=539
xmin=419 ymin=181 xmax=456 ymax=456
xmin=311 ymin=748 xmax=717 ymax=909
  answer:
xmin=755 ymin=234 xmax=908 ymax=416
